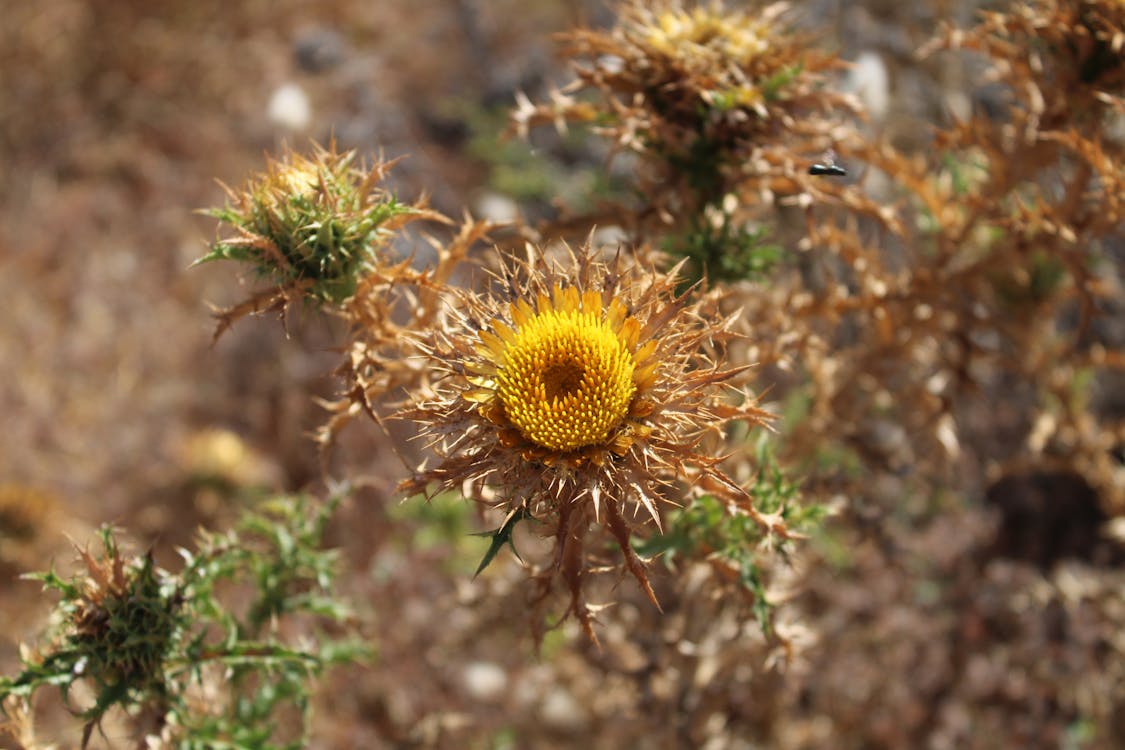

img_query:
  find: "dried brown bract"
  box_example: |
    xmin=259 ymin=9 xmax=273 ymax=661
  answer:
xmin=318 ymin=216 xmax=502 ymax=457
xmin=714 ymin=0 xmax=1125 ymax=512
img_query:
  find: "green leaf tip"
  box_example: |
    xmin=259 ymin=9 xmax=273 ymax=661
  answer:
xmin=472 ymin=507 xmax=532 ymax=578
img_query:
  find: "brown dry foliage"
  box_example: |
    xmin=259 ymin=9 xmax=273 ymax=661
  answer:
xmin=501 ymin=0 xmax=1125 ymax=745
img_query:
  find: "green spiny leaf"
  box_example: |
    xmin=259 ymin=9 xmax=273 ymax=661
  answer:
xmin=473 ymin=508 xmax=531 ymax=577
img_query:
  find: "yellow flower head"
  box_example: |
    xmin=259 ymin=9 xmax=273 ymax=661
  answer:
xmin=487 ymin=286 xmax=640 ymax=452
xmin=399 ymin=241 xmax=781 ymax=642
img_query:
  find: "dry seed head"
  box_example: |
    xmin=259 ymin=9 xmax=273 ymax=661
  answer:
xmin=513 ymin=0 xmax=848 ymax=167
xmin=644 ymin=3 xmax=773 ymax=69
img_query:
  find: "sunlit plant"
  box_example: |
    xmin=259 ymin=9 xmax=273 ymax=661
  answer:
xmin=398 ymin=240 xmax=792 ymax=642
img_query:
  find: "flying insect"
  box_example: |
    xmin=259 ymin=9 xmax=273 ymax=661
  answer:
xmin=808 ymin=149 xmax=847 ymax=177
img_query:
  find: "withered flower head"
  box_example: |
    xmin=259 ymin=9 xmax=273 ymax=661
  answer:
xmin=399 ymin=241 xmax=785 ymax=641
xmin=512 ymin=0 xmax=848 ymax=185
xmin=511 ymin=0 xmax=857 ymax=285
xmin=30 ymin=529 xmax=182 ymax=740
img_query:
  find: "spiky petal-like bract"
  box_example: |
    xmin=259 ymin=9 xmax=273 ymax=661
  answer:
xmin=399 ymin=241 xmax=785 ymax=642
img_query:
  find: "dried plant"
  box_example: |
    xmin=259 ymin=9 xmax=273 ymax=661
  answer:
xmin=729 ymin=0 xmax=1125 ymax=506
xmin=318 ymin=215 xmax=501 ymax=459
xmin=511 ymin=0 xmax=857 ymax=283
xmin=912 ymin=0 xmax=1125 ymax=504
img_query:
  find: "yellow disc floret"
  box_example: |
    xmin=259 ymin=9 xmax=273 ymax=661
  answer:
xmin=493 ymin=286 xmax=637 ymax=452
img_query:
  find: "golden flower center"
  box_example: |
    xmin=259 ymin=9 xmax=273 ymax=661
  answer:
xmin=495 ymin=306 xmax=637 ymax=452
xmin=647 ymin=9 xmax=769 ymax=64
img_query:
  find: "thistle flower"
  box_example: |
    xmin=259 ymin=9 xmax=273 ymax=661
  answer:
xmin=511 ymin=0 xmax=856 ymax=283
xmin=15 ymin=529 xmax=182 ymax=746
xmin=514 ymin=0 xmax=851 ymax=170
xmin=67 ymin=536 xmax=174 ymax=692
xmin=399 ymin=241 xmax=787 ymax=641
xmin=197 ymin=141 xmax=444 ymax=337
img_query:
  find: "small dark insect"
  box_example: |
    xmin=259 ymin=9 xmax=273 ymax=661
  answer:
xmin=808 ymin=149 xmax=847 ymax=177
